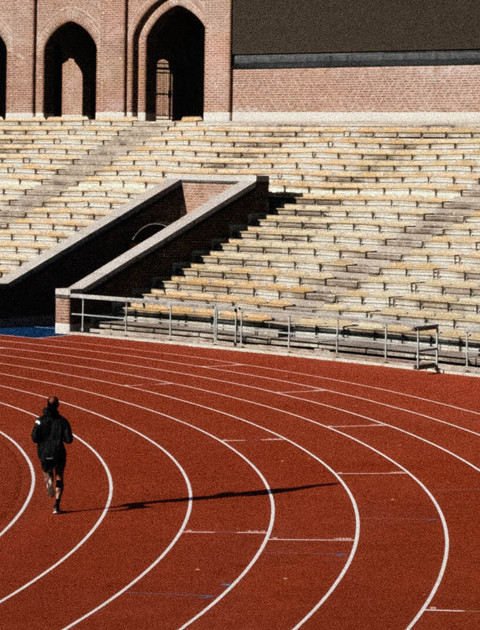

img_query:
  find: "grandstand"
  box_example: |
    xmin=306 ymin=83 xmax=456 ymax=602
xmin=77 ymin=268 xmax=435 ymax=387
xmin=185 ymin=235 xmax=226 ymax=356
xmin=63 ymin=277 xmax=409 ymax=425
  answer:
xmin=0 ymin=0 xmax=479 ymax=370
xmin=0 ymin=118 xmax=478 ymax=369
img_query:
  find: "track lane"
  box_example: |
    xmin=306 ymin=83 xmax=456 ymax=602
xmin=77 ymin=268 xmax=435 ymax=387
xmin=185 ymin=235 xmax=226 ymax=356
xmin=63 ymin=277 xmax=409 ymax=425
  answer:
xmin=0 ymin=420 xmax=35 ymax=539
xmin=0 ymin=377 xmax=280 ymax=629
xmin=1 ymin=336 xmax=479 ymax=627
xmin=0 ymin=358 xmax=436 ymax=628
xmin=0 ymin=358 xmax=360 ymax=628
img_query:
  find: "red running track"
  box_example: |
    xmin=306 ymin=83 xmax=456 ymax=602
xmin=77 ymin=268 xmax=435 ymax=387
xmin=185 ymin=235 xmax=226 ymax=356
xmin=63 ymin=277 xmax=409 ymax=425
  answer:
xmin=0 ymin=334 xmax=479 ymax=629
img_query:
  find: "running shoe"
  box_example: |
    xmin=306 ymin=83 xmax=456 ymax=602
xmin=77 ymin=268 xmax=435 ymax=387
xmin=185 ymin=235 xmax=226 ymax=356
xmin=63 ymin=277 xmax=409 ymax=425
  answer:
xmin=53 ymin=506 xmax=63 ymax=515
xmin=45 ymin=475 xmax=54 ymax=497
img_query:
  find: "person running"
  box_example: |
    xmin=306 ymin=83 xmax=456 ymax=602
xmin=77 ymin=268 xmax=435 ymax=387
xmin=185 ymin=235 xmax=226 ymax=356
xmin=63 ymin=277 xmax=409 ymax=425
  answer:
xmin=32 ymin=396 xmax=73 ymax=514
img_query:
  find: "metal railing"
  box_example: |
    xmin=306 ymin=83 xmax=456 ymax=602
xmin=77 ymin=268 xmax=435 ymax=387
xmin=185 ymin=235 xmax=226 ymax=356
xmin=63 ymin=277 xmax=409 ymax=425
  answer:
xmin=68 ymin=293 xmax=479 ymax=370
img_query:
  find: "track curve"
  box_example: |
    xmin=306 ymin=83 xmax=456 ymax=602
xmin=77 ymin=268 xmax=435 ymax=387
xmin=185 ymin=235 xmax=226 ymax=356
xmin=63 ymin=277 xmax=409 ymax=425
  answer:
xmin=0 ymin=334 xmax=479 ymax=629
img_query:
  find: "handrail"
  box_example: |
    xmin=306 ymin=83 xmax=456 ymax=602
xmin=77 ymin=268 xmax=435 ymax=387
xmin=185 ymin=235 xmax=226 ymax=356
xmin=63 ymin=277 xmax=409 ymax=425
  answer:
xmin=66 ymin=292 xmax=478 ymax=371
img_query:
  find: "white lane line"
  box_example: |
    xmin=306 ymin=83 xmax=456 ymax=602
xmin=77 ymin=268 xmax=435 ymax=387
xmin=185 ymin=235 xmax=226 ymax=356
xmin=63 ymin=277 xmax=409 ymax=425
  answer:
xmin=64 ymin=431 xmax=275 ymax=630
xmin=0 ymin=388 xmax=192 ymax=619
xmin=102 ymin=374 xmax=451 ymax=628
xmin=123 ymin=380 xmax=173 ymax=388
xmin=184 ymin=530 xmax=268 ymax=535
xmin=0 ymin=355 xmax=456 ymax=626
xmin=282 ymin=388 xmax=327 ymax=394
xmin=0 ymin=370 xmax=359 ymax=629
xmin=427 ymin=607 xmax=467 ymax=612
xmin=328 ymin=424 xmax=386 ymax=428
xmin=339 ymin=471 xmax=408 ymax=476
xmin=5 ymin=344 xmax=478 ymax=445
xmin=0 ymin=432 xmax=113 ymax=605
xmin=70 ymin=338 xmax=475 ymax=429
xmin=3 ymin=337 xmax=480 ymax=423
xmin=222 ymin=438 xmax=284 ymax=442
xmin=270 ymin=537 xmax=354 ymax=542
xmin=0 ymin=381 xmax=276 ymax=630
xmin=0 ymin=409 xmax=35 ymax=539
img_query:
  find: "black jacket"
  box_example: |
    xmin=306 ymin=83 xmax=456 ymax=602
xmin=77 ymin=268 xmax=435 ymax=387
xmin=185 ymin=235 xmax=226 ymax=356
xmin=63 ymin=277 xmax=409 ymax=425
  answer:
xmin=32 ymin=407 xmax=73 ymax=461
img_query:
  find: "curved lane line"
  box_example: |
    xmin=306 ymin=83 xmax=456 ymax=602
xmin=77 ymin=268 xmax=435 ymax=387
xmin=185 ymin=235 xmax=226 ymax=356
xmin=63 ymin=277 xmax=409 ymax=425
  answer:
xmin=0 ymin=386 xmax=193 ymax=616
xmin=3 ymin=340 xmax=471 ymax=625
xmin=1 ymin=354 xmax=467 ymax=626
xmin=62 ymin=411 xmax=273 ymax=630
xmin=0 ymin=403 xmax=36 ymax=539
xmin=0 ymin=383 xmax=274 ymax=630
xmin=21 ymin=356 xmax=453 ymax=629
xmin=119 ymin=384 xmax=448 ymax=629
xmin=3 ymin=345 xmax=480 ymax=427
xmin=25 ymin=337 xmax=480 ymax=422
xmin=12 ymin=360 xmax=447 ymax=628
xmin=0 ymin=431 xmax=113 ymax=604
xmin=0 ymin=372 xmax=358 ymax=629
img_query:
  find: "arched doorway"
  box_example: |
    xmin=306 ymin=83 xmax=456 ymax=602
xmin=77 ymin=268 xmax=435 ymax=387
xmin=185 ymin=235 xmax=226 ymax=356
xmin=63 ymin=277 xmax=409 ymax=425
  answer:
xmin=146 ymin=8 xmax=204 ymax=120
xmin=0 ymin=38 xmax=6 ymax=118
xmin=44 ymin=23 xmax=96 ymax=118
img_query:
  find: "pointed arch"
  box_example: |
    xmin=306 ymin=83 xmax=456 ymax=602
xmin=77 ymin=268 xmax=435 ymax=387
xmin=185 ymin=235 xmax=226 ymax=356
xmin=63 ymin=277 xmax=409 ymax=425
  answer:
xmin=132 ymin=1 xmax=205 ymax=119
xmin=43 ymin=22 xmax=97 ymax=118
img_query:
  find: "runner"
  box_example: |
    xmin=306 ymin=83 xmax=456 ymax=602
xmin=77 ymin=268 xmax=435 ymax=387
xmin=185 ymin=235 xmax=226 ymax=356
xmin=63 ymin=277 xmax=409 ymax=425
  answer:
xmin=32 ymin=396 xmax=73 ymax=514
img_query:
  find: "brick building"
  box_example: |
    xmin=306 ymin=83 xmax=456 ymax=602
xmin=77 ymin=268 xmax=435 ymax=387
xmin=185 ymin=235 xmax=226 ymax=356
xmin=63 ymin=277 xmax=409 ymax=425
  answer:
xmin=1 ymin=0 xmax=479 ymax=122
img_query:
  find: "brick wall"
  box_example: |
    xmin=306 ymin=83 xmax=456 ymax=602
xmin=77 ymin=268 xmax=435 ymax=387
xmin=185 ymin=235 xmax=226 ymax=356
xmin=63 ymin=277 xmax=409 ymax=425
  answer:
xmin=2 ymin=0 xmax=34 ymax=115
xmin=182 ymin=181 xmax=230 ymax=212
xmin=203 ymin=0 xmax=232 ymax=120
xmin=233 ymin=65 xmax=480 ymax=113
xmin=1 ymin=1 xmax=479 ymax=119
xmin=55 ymin=295 xmax=71 ymax=326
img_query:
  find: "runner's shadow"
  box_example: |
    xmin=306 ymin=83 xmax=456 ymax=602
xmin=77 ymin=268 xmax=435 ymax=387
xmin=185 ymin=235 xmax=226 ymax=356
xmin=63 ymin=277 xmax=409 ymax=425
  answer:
xmin=64 ymin=482 xmax=338 ymax=514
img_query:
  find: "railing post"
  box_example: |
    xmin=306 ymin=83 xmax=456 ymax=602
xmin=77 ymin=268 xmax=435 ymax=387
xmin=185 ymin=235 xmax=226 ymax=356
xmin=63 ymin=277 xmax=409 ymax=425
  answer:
xmin=239 ymin=309 xmax=243 ymax=346
xmin=335 ymin=319 xmax=339 ymax=356
xmin=81 ymin=297 xmax=85 ymax=333
xmin=169 ymin=304 xmax=172 ymax=337
xmin=384 ymin=323 xmax=388 ymax=360
xmin=465 ymin=330 xmax=470 ymax=367
xmin=124 ymin=300 xmax=128 ymax=333
xmin=416 ymin=329 xmax=420 ymax=370
xmin=234 ymin=308 xmax=238 ymax=346
xmin=287 ymin=315 xmax=291 ymax=349
xmin=213 ymin=305 xmax=218 ymax=344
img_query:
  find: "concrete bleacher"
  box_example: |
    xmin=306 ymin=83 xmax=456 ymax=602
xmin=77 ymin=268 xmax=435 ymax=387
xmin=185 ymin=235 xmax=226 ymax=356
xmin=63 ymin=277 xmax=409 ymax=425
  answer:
xmin=2 ymin=118 xmax=480 ymax=362
xmin=0 ymin=117 xmax=165 ymax=276
xmin=110 ymin=123 xmax=480 ymax=356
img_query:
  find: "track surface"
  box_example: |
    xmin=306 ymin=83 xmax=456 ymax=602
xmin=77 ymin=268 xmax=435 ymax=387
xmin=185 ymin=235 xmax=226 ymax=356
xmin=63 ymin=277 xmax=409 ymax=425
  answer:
xmin=0 ymin=334 xmax=479 ymax=629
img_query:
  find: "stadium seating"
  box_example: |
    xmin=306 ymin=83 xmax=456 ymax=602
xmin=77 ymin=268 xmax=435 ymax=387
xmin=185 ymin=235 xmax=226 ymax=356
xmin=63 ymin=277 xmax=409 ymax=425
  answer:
xmin=2 ymin=119 xmax=480 ymax=353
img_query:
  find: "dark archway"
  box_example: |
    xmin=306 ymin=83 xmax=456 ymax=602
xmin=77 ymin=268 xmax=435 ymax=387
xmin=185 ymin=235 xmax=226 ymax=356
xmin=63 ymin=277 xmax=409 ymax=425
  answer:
xmin=0 ymin=38 xmax=6 ymax=118
xmin=44 ymin=23 xmax=96 ymax=118
xmin=146 ymin=8 xmax=204 ymax=120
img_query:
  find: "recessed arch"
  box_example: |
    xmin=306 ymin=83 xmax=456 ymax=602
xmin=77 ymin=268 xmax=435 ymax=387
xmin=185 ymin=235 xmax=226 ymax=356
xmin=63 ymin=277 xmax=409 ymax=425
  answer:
xmin=145 ymin=7 xmax=204 ymax=120
xmin=44 ymin=22 xmax=97 ymax=118
xmin=132 ymin=4 xmax=205 ymax=120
